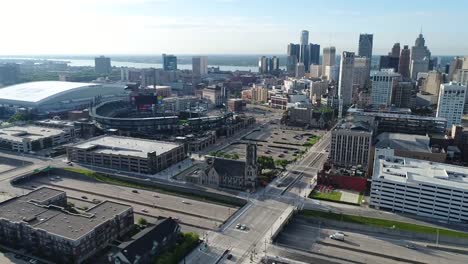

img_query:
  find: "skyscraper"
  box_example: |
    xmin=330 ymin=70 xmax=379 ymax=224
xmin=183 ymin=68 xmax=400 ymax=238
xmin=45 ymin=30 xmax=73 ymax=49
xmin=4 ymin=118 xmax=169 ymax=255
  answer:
xmin=322 ymin=46 xmax=336 ymax=78
xmin=389 ymin=43 xmax=401 ymax=58
xmin=271 ymin=56 xmax=280 ymax=72
xmin=370 ymin=70 xmax=401 ymax=107
xmin=287 ymin=43 xmax=300 ymax=61
xmin=192 ymin=56 xmax=208 ymax=76
xmin=300 ymin=30 xmax=309 ymax=46
xmin=258 ymin=56 xmax=269 ymax=73
xmin=162 ymin=54 xmax=177 ymax=71
xmin=392 ymin=81 xmax=416 ymax=108
xmin=436 ymin=82 xmax=467 ymax=128
xmin=94 ymin=56 xmax=111 ymax=75
xmin=410 ymin=33 xmax=431 ymax=79
xmin=338 ymin=51 xmax=355 ymax=107
xmin=399 ymin=45 xmax=411 ymax=79
xmin=358 ymin=34 xmax=373 ymax=59
xmin=353 ymin=57 xmax=371 ymax=90
xmin=423 ymin=71 xmax=443 ymax=96
xmin=309 ymin=43 xmax=320 ymax=65
xmin=300 ymin=30 xmax=310 ymax=71
xmin=295 ymin=63 xmax=305 ymax=78
xmin=286 ymin=55 xmax=298 ymax=75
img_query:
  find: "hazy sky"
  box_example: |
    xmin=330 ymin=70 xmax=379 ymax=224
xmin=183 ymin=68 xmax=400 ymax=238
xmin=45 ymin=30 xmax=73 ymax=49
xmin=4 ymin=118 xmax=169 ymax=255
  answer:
xmin=1 ymin=0 xmax=467 ymax=56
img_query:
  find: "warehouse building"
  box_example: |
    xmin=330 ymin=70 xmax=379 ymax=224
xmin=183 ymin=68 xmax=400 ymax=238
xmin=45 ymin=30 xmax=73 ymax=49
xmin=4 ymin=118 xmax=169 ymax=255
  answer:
xmin=66 ymin=135 xmax=186 ymax=174
xmin=0 ymin=187 xmax=134 ymax=263
xmin=370 ymin=148 xmax=468 ymax=223
xmin=0 ymin=125 xmax=76 ymax=153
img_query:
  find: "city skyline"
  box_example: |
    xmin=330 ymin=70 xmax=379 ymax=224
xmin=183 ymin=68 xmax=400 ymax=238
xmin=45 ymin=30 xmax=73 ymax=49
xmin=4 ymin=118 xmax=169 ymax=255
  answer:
xmin=0 ymin=0 xmax=467 ymax=55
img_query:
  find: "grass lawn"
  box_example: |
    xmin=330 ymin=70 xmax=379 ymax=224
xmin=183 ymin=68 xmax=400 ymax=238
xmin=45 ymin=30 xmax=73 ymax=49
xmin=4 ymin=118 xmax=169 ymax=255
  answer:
xmin=310 ymin=190 xmax=342 ymax=202
xmin=63 ymin=168 xmax=241 ymax=207
xmin=303 ymin=135 xmax=321 ymax=147
xmin=300 ymin=209 xmax=468 ymax=239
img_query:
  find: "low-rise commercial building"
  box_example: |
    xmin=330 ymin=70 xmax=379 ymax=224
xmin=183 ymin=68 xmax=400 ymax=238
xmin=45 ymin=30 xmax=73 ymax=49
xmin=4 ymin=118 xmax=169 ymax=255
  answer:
xmin=370 ymin=149 xmax=468 ymax=222
xmin=227 ymin=98 xmax=246 ymax=112
xmin=0 ymin=125 xmax=76 ymax=152
xmin=374 ymin=132 xmax=446 ymax=162
xmin=66 ymin=135 xmax=186 ymax=174
xmin=0 ymin=187 xmax=134 ymax=263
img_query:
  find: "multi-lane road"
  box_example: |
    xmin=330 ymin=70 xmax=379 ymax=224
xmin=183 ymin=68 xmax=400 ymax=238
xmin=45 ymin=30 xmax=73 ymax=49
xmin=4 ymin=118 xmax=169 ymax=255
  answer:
xmin=183 ymin=127 xmax=331 ymax=264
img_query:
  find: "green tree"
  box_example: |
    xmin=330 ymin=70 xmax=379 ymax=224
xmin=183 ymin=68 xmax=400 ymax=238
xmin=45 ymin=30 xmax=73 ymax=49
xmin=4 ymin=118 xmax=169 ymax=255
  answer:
xmin=257 ymin=156 xmax=275 ymax=171
xmin=137 ymin=217 xmax=148 ymax=226
xmin=275 ymin=159 xmax=289 ymax=170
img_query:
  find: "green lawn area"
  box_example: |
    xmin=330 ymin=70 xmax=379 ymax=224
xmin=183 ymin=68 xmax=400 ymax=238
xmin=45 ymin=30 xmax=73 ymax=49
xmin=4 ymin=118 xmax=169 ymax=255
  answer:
xmin=310 ymin=190 xmax=342 ymax=201
xmin=300 ymin=209 xmax=468 ymax=239
xmin=154 ymin=232 xmax=200 ymax=264
xmin=303 ymin=135 xmax=321 ymax=147
xmin=63 ymin=168 xmax=241 ymax=207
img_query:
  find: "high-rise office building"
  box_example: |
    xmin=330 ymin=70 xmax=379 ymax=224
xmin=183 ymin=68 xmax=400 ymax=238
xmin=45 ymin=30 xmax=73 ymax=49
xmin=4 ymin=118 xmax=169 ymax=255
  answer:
xmin=370 ymin=70 xmax=401 ymax=107
xmin=437 ymin=82 xmax=466 ymax=128
xmin=325 ymin=65 xmax=340 ymax=83
xmin=309 ymin=44 xmax=320 ymax=65
xmin=309 ymin=64 xmax=322 ymax=78
xmin=162 ymin=54 xmax=177 ymax=71
xmin=398 ymin=45 xmax=411 ymax=79
xmin=192 ymin=56 xmax=208 ymax=76
xmin=322 ymin=46 xmax=336 ymax=77
xmin=448 ymin=56 xmax=464 ymax=81
xmin=410 ymin=58 xmax=429 ymax=80
xmin=379 ymin=56 xmax=400 ymax=72
xmin=300 ymin=30 xmax=309 ymax=70
xmin=410 ymin=33 xmax=431 ymax=80
xmin=295 ymin=63 xmax=305 ymax=78
xmin=392 ymin=81 xmax=416 ymax=108
xmin=338 ymin=52 xmax=355 ymax=107
xmin=330 ymin=121 xmax=373 ymax=168
xmin=286 ymin=55 xmax=298 ymax=75
xmin=358 ymin=33 xmax=373 ymax=59
xmin=258 ymin=56 xmax=269 ymax=74
xmin=389 ymin=43 xmax=401 ymax=58
xmin=271 ymin=56 xmax=280 ymax=72
xmin=300 ymin=30 xmax=309 ymax=46
xmin=287 ymin=43 xmax=300 ymax=61
xmin=94 ymin=56 xmax=111 ymax=75
xmin=423 ymin=71 xmax=443 ymax=96
xmin=353 ymin=57 xmax=371 ymax=90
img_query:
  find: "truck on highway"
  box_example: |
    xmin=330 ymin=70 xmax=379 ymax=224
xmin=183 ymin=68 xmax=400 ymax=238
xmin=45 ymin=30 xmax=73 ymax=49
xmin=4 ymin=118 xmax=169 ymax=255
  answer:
xmin=330 ymin=232 xmax=344 ymax=241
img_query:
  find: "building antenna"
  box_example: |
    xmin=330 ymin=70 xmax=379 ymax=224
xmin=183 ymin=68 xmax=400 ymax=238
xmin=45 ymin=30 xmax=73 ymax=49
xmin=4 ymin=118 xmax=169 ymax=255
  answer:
xmin=420 ymin=26 xmax=423 ymax=35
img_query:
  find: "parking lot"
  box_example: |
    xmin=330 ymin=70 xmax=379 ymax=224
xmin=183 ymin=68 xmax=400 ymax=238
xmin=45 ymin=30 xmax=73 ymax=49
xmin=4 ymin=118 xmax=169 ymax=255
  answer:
xmin=221 ymin=126 xmax=324 ymax=162
xmin=275 ymin=216 xmax=468 ymax=264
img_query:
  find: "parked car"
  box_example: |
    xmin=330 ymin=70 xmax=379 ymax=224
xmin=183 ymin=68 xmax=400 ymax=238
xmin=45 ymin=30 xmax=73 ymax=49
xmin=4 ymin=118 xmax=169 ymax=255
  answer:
xmin=132 ymin=190 xmax=139 ymax=193
xmin=240 ymin=224 xmax=246 ymax=230
xmin=235 ymin=223 xmax=241 ymax=229
xmin=141 ymin=209 xmax=148 ymax=213
xmin=226 ymin=253 xmax=233 ymax=260
xmin=81 ymin=196 xmax=88 ymax=199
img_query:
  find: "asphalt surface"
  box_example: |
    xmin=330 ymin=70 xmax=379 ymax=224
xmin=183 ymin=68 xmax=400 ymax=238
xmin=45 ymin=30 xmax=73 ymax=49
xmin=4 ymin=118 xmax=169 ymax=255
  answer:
xmin=275 ymin=217 xmax=468 ymax=264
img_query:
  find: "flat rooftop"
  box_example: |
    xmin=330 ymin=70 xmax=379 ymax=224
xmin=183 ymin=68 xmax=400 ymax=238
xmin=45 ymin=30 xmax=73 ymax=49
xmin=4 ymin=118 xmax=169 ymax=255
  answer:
xmin=0 ymin=81 xmax=98 ymax=103
xmin=375 ymin=132 xmax=431 ymax=153
xmin=0 ymin=125 xmax=66 ymax=142
xmin=70 ymin=135 xmax=181 ymax=158
xmin=373 ymin=154 xmax=468 ymax=190
xmin=0 ymin=187 xmax=131 ymax=241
